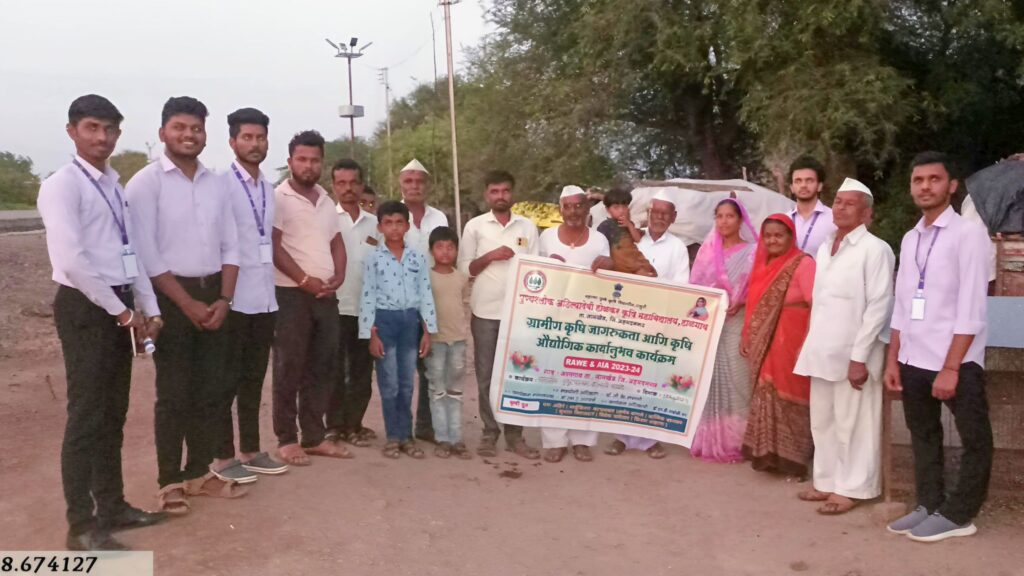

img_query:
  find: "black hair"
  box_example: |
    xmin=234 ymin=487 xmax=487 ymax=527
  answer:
xmin=787 ymin=155 xmax=826 ymax=184
xmin=910 ymin=151 xmax=957 ymax=179
xmin=161 ymin=96 xmax=208 ymax=126
xmin=603 ymin=185 xmax=633 ymax=208
xmin=429 ymin=226 xmax=459 ymax=249
xmin=227 ymin=107 xmax=269 ymax=139
xmin=362 ymin=186 xmax=377 ymax=196
xmin=332 ymin=158 xmax=364 ymax=182
xmin=287 ymin=130 xmax=325 ymax=157
xmin=484 ymin=170 xmax=515 ymax=189
xmin=68 ymin=94 xmax=123 ymax=125
xmin=762 ymin=217 xmax=794 ymax=236
xmin=715 ymin=198 xmax=741 ymax=217
xmin=377 ymin=200 xmax=409 ymax=222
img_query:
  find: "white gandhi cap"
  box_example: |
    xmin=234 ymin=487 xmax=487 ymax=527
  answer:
xmin=837 ymin=177 xmax=872 ymax=197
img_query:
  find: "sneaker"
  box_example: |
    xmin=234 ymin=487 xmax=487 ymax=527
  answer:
xmin=210 ymin=459 xmax=258 ymax=484
xmin=887 ymin=506 xmax=931 ymax=535
xmin=241 ymin=452 xmax=289 ymax=475
xmin=907 ymin=513 xmax=978 ymax=542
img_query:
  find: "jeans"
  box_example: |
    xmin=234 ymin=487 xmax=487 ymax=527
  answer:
xmin=415 ymin=326 xmax=433 ymax=437
xmin=374 ymin=309 xmax=420 ymax=443
xmin=272 ymin=287 xmax=339 ymax=448
xmin=425 ymin=340 xmax=467 ymax=444
xmin=325 ymin=315 xmax=374 ymax=435
xmin=215 ymin=310 xmax=275 ymax=459
xmin=471 ymin=315 xmax=523 ymax=448
xmin=54 ymin=285 xmax=133 ymax=534
xmin=900 ymin=361 xmax=993 ymax=524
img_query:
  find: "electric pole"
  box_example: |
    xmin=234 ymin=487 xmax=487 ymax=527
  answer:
xmin=326 ymin=37 xmax=373 ymax=157
xmin=439 ymin=0 xmax=463 ymax=235
xmin=378 ymin=67 xmax=395 ymax=198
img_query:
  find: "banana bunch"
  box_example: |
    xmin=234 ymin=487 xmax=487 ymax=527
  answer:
xmin=512 ymin=201 xmax=563 ymax=229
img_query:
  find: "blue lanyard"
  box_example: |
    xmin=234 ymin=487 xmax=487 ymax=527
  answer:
xmin=915 ymin=227 xmax=941 ymax=292
xmin=230 ymin=164 xmax=267 ymax=237
xmin=797 ymin=211 xmax=821 ymax=252
xmin=73 ymin=159 xmax=128 ymax=246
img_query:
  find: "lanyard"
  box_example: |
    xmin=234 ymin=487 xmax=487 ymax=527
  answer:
xmin=914 ymin=227 xmax=941 ymax=292
xmin=231 ymin=164 xmax=267 ymax=238
xmin=797 ymin=211 xmax=821 ymax=252
xmin=73 ymin=159 xmax=128 ymax=246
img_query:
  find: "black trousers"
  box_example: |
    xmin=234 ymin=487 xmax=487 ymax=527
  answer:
xmin=153 ymin=275 xmax=230 ymax=488
xmin=55 ymin=285 xmax=133 ymax=534
xmin=900 ymin=361 xmax=994 ymax=524
xmin=415 ymin=323 xmax=432 ymax=436
xmin=325 ymin=314 xmax=374 ymax=435
xmin=272 ymin=287 xmax=339 ymax=448
xmin=214 ymin=310 xmax=276 ymax=459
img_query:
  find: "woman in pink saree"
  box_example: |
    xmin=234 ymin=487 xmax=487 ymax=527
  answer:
xmin=689 ymin=197 xmax=758 ymax=462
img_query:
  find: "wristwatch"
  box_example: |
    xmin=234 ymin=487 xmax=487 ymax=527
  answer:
xmin=148 ymin=316 xmax=164 ymax=328
xmin=218 ymin=295 xmax=233 ymax=307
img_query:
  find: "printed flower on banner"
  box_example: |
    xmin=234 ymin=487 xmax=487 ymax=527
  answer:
xmin=510 ymin=351 xmax=538 ymax=372
xmin=664 ymin=374 xmax=694 ymax=393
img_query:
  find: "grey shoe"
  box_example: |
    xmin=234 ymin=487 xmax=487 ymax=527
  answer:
xmin=907 ymin=513 xmax=977 ymax=542
xmin=887 ymin=505 xmax=931 ymax=535
xmin=211 ymin=460 xmax=258 ymax=484
xmin=241 ymin=452 xmax=289 ymax=475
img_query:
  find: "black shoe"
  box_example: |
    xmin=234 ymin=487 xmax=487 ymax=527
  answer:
xmin=66 ymin=529 xmax=129 ymax=551
xmin=99 ymin=506 xmax=168 ymax=532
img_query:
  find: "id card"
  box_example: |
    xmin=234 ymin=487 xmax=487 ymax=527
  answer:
xmin=122 ymin=249 xmax=139 ymax=279
xmin=911 ymin=296 xmax=926 ymax=321
xmin=259 ymin=241 xmax=273 ymax=264
xmin=516 ymin=237 xmax=529 ymax=248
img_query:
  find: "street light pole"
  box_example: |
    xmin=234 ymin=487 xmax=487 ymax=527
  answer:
xmin=440 ymin=0 xmax=463 ymax=235
xmin=326 ymin=37 xmax=372 ymax=159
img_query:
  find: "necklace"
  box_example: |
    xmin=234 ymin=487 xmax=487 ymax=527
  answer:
xmin=566 ymin=226 xmax=587 ymax=248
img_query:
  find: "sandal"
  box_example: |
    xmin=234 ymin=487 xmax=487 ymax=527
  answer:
xmin=400 ymin=441 xmax=425 ymax=459
xmin=646 ymin=443 xmax=667 ymax=459
xmin=357 ymin=427 xmax=378 ymax=441
xmin=184 ymin=473 xmax=249 ymax=499
xmin=543 ymin=448 xmax=567 ymax=463
xmin=156 ymin=484 xmax=190 ymax=516
xmin=278 ymin=443 xmax=311 ymax=466
xmin=382 ymin=442 xmax=401 ymax=459
xmin=604 ymin=440 xmax=626 ymax=456
xmin=477 ymin=438 xmax=498 ymax=458
xmin=572 ymin=445 xmax=594 ymax=462
xmin=507 ymin=439 xmax=540 ymax=460
xmin=452 ymin=442 xmax=473 ymax=460
xmin=817 ymin=496 xmax=859 ymax=515
xmin=343 ymin=432 xmax=371 ymax=448
xmin=435 ymin=442 xmax=452 ymax=459
xmin=305 ymin=440 xmax=354 ymax=459
xmin=798 ymin=489 xmax=832 ymax=502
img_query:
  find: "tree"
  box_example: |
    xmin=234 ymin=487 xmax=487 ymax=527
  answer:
xmin=109 ymin=150 xmax=149 ymax=184
xmin=0 ymin=152 xmax=40 ymax=208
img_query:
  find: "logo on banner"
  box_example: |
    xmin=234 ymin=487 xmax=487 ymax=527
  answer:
xmin=524 ymin=270 xmax=547 ymax=293
xmin=612 ymin=283 xmax=624 ymax=299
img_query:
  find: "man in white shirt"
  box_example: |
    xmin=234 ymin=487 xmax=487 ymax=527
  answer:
xmin=788 ymin=156 xmax=838 ymax=257
xmin=458 ymin=170 xmax=541 ymax=459
xmin=637 ymin=190 xmax=690 ymax=284
xmin=794 ymin=178 xmax=894 ymax=516
xmin=537 ymin=186 xmax=614 ymax=463
xmin=210 ymin=108 xmax=287 ymax=484
xmin=326 ymin=159 xmax=379 ymax=448
xmin=398 ymin=159 xmax=449 ymax=443
xmin=40 ymin=94 xmax=166 ymax=551
xmin=127 ymin=96 xmax=245 ymax=512
xmin=271 ymin=131 xmax=349 ymax=465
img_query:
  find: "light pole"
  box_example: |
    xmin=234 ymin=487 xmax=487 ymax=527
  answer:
xmin=439 ymin=0 xmax=463 ymax=235
xmin=326 ymin=37 xmax=372 ymax=157
xmin=378 ymin=67 xmax=395 ymax=198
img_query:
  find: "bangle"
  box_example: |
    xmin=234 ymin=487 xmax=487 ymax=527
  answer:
xmin=148 ymin=316 xmax=164 ymax=328
xmin=117 ymin=309 xmax=134 ymax=327
xmin=298 ymin=275 xmax=310 ymax=287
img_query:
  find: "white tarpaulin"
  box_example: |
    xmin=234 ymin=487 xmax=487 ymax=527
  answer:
xmin=628 ymin=178 xmax=796 ymax=245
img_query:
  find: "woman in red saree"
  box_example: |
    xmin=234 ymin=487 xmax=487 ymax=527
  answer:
xmin=741 ymin=214 xmax=816 ymax=477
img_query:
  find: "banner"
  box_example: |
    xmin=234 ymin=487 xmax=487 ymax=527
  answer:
xmin=491 ymin=255 xmax=728 ymax=447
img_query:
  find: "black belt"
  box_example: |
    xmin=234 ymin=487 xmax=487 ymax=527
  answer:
xmin=112 ymin=284 xmax=132 ymax=294
xmin=175 ymin=272 xmax=222 ymax=290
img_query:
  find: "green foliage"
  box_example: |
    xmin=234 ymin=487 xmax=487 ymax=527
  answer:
xmin=0 ymin=151 xmax=40 ymax=208
xmin=109 ymin=150 xmax=149 ymax=184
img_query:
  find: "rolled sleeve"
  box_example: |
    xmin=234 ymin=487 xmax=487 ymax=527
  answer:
xmin=358 ymin=256 xmax=376 ymax=338
xmin=953 ymin=224 xmax=991 ymax=335
xmin=418 ymin=256 xmax=438 ymax=333
xmin=125 ymin=169 xmax=170 ymax=278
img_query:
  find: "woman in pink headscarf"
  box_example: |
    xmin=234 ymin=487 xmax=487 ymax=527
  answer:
xmin=689 ymin=197 xmax=758 ymax=463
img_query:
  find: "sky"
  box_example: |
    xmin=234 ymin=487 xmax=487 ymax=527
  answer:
xmin=0 ymin=0 xmax=493 ymax=176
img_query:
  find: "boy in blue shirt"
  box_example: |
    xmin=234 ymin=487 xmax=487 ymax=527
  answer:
xmin=359 ymin=201 xmax=438 ymax=459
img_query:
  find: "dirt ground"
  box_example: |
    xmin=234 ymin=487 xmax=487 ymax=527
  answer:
xmin=1 ymin=231 xmax=1022 ymax=576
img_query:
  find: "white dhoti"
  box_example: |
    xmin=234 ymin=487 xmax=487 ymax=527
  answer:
xmin=809 ymin=376 xmax=882 ymax=499
xmin=541 ymin=427 xmax=599 ymax=448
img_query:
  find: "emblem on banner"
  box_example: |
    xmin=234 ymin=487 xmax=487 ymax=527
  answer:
xmin=523 ymin=270 xmax=547 ymax=293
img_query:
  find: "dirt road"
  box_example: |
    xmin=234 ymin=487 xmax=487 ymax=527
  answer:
xmin=1 ymin=232 xmax=1021 ymax=576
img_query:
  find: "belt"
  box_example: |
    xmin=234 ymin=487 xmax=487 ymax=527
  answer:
xmin=112 ymin=284 xmax=132 ymax=294
xmin=175 ymin=272 xmax=222 ymax=290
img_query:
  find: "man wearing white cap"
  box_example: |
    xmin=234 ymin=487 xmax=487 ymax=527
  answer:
xmin=399 ymin=159 xmax=449 ymax=443
xmin=537 ymin=185 xmax=613 ymax=462
xmin=794 ymin=177 xmax=894 ymax=515
xmin=788 ymin=156 xmax=838 ymax=258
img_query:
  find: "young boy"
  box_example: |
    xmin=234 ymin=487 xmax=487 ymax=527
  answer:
xmin=596 ymin=186 xmax=656 ymax=277
xmin=425 ymin=227 xmax=472 ymax=459
xmin=359 ymin=201 xmax=438 ymax=459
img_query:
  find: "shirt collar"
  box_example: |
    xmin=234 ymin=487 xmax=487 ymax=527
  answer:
xmin=642 ymin=228 xmax=673 ymax=245
xmin=791 ymin=199 xmax=828 ymax=218
xmin=484 ymin=210 xmax=525 ymax=226
xmin=914 ymin=205 xmax=956 ymax=232
xmin=73 ymin=155 xmax=116 ymax=183
xmin=336 ymin=203 xmax=372 ymax=224
xmin=160 ymin=153 xmax=208 ymax=178
xmin=230 ymin=160 xmax=265 ymax=186
xmin=279 ymin=179 xmax=328 ymax=204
